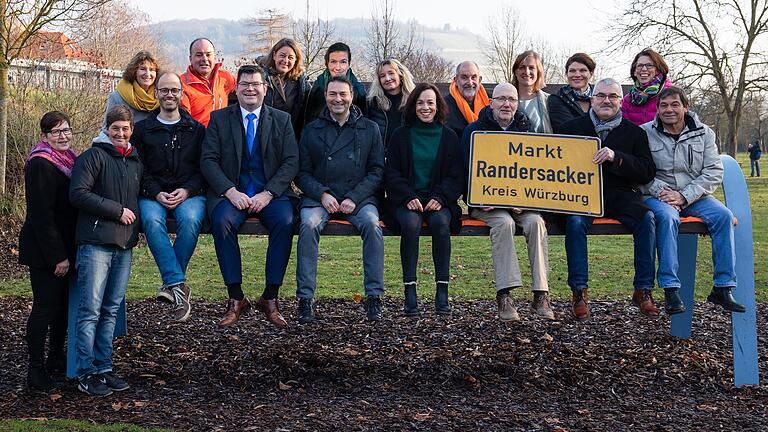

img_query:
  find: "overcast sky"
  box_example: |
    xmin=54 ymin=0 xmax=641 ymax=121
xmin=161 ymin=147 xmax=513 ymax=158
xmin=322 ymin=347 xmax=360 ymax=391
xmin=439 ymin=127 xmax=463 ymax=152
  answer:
xmin=129 ymin=0 xmax=630 ymax=77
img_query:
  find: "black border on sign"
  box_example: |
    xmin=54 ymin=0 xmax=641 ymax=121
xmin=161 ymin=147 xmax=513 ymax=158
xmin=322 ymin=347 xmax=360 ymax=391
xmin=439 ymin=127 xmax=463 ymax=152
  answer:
xmin=467 ymin=130 xmax=604 ymax=217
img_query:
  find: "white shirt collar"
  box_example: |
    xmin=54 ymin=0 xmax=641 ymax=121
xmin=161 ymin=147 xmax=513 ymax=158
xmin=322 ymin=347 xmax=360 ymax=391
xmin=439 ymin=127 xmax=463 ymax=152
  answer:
xmin=240 ymin=105 xmax=262 ymax=121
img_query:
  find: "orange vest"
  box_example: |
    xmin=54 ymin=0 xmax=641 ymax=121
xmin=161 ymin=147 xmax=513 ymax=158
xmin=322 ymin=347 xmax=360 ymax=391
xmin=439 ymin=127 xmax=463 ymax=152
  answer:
xmin=180 ymin=63 xmax=236 ymax=127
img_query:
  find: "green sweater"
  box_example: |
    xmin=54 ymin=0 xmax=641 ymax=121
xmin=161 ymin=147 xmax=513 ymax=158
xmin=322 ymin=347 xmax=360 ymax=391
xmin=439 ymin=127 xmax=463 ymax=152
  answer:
xmin=410 ymin=121 xmax=442 ymax=196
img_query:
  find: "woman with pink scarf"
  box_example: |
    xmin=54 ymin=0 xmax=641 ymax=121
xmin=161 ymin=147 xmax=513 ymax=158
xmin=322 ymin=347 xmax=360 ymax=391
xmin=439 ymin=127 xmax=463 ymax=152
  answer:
xmin=621 ymin=48 xmax=672 ymax=126
xmin=18 ymin=111 xmax=78 ymax=391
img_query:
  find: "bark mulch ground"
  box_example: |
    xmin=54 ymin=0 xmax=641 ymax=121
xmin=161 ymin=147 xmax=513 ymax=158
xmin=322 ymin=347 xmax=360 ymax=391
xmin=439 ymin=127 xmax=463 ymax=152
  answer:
xmin=1 ymin=297 xmax=767 ymax=431
xmin=0 ymin=218 xmax=25 ymax=281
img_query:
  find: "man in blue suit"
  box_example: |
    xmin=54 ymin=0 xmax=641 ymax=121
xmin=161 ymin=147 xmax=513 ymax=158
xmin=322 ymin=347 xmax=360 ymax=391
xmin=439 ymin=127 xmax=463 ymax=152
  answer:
xmin=201 ymin=64 xmax=299 ymax=328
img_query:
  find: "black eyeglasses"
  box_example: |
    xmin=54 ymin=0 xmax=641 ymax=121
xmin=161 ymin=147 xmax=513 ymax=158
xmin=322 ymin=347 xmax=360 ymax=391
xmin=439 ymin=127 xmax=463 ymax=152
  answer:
xmin=157 ymin=88 xmax=182 ymax=96
xmin=47 ymin=128 xmax=73 ymax=136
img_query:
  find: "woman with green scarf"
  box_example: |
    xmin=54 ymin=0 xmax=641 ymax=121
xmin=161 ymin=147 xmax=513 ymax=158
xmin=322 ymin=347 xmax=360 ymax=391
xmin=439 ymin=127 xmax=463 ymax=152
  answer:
xmin=621 ymin=48 xmax=672 ymax=126
xmin=103 ymin=51 xmax=160 ymax=130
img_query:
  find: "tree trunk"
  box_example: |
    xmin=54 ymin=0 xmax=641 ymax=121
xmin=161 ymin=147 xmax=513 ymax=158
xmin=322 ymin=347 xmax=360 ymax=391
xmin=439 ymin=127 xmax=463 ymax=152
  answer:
xmin=0 ymin=62 xmax=7 ymax=195
xmin=726 ymin=116 xmax=738 ymax=157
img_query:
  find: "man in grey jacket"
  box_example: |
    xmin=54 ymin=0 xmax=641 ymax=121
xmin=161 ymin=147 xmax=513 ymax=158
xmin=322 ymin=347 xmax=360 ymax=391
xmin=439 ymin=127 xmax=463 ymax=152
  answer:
xmin=295 ymin=76 xmax=385 ymax=323
xmin=641 ymin=86 xmax=745 ymax=314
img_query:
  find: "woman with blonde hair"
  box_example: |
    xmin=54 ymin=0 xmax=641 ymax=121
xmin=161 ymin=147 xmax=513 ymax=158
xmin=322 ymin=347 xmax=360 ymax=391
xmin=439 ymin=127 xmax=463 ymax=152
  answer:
xmin=261 ymin=38 xmax=311 ymax=137
xmin=512 ymin=50 xmax=552 ymax=133
xmin=367 ymin=58 xmax=416 ymax=149
xmin=103 ymin=50 xmax=159 ymax=129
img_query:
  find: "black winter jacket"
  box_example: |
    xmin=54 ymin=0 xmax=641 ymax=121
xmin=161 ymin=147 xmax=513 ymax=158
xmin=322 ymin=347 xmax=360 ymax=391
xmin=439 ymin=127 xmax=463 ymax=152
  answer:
xmin=69 ymin=136 xmax=143 ymax=249
xmin=385 ymin=124 xmax=465 ymax=234
xmin=297 ymin=105 xmax=384 ymax=214
xmin=131 ymin=108 xmax=206 ymax=199
xmin=559 ymin=115 xmax=656 ymax=221
xmin=547 ymin=92 xmax=589 ymax=134
xmin=19 ymin=158 xmax=78 ymax=267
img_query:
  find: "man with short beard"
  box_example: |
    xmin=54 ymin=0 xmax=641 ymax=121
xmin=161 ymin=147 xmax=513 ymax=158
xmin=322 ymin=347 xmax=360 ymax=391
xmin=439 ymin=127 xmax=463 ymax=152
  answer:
xmin=132 ymin=72 xmax=207 ymax=322
xmin=445 ymin=61 xmax=490 ymax=138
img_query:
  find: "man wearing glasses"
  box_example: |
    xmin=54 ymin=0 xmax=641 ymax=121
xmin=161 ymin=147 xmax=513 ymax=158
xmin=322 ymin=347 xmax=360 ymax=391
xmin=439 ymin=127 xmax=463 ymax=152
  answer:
xmin=201 ymin=64 xmax=299 ymax=328
xmin=559 ymin=78 xmax=657 ymax=321
xmin=460 ymin=83 xmax=552 ymax=322
xmin=131 ymin=72 xmax=206 ymax=322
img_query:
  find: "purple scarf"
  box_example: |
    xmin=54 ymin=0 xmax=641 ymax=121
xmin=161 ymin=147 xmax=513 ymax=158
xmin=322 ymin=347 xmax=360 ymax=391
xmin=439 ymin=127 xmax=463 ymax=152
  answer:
xmin=25 ymin=140 xmax=77 ymax=178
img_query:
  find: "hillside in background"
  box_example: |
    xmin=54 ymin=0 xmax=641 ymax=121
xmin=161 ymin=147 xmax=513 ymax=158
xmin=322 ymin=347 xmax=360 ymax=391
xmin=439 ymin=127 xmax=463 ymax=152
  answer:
xmin=150 ymin=17 xmax=484 ymax=75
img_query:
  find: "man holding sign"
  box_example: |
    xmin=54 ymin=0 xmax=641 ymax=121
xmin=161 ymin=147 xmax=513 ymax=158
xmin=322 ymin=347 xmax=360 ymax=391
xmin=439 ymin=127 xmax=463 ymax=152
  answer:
xmin=559 ymin=78 xmax=657 ymax=321
xmin=461 ymin=83 xmax=553 ymax=322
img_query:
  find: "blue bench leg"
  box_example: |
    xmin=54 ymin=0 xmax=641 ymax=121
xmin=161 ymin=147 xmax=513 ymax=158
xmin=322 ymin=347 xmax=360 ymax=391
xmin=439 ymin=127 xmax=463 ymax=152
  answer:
xmin=66 ymin=276 xmax=79 ymax=379
xmin=670 ymin=234 xmax=697 ymax=339
xmin=721 ymin=155 xmax=759 ymax=387
xmin=115 ymin=299 xmax=127 ymax=337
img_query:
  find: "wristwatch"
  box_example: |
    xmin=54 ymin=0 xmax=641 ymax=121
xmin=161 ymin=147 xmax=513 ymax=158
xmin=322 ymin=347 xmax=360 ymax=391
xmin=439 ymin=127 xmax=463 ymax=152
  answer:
xmin=264 ymin=190 xmax=274 ymax=197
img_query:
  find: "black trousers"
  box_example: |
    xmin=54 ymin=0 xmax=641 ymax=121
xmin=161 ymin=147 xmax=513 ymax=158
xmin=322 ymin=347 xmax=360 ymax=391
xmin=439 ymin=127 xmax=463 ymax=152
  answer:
xmin=26 ymin=266 xmax=69 ymax=366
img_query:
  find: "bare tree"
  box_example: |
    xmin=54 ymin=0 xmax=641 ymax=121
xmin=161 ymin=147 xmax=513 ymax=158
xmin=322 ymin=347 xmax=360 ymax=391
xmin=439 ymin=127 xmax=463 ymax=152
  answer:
xmin=0 ymin=0 xmax=112 ymax=193
xmin=69 ymin=0 xmax=163 ymax=69
xmin=407 ymin=49 xmax=453 ymax=83
xmin=366 ymin=0 xmax=419 ymax=65
xmin=483 ymin=3 xmax=526 ymax=83
xmin=292 ymin=0 xmax=335 ymax=78
xmin=244 ymin=8 xmax=291 ymax=59
xmin=608 ymin=0 xmax=768 ymax=156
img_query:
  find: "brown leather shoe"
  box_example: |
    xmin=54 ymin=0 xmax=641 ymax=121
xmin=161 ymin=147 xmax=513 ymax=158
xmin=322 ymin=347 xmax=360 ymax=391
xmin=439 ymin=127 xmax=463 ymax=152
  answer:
xmin=632 ymin=289 xmax=660 ymax=317
xmin=571 ymin=288 xmax=590 ymax=321
xmin=254 ymin=297 xmax=288 ymax=328
xmin=218 ymin=297 xmax=251 ymax=327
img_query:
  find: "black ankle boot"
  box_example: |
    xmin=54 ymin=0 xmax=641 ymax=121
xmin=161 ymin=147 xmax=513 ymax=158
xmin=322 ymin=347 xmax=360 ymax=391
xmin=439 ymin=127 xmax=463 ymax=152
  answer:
xmin=27 ymin=365 xmax=54 ymax=391
xmin=435 ymin=282 xmax=451 ymax=315
xmin=46 ymin=350 xmax=67 ymax=376
xmin=707 ymin=286 xmax=746 ymax=313
xmin=664 ymin=288 xmax=686 ymax=315
xmin=403 ymin=284 xmax=419 ymax=316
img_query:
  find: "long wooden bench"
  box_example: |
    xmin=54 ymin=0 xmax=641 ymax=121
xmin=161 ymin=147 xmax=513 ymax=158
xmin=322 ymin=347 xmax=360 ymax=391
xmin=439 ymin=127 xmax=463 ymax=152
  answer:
xmin=66 ymin=155 xmax=759 ymax=387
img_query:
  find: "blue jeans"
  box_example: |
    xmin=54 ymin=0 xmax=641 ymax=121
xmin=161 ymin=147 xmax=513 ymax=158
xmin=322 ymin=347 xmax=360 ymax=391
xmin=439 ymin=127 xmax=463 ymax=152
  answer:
xmin=645 ymin=196 xmax=736 ymax=289
xmin=565 ymin=211 xmax=655 ymax=291
xmin=296 ymin=204 xmax=384 ymax=298
xmin=139 ymin=196 xmax=206 ymax=287
xmin=751 ymin=159 xmax=760 ymax=177
xmin=74 ymin=244 xmax=132 ymax=379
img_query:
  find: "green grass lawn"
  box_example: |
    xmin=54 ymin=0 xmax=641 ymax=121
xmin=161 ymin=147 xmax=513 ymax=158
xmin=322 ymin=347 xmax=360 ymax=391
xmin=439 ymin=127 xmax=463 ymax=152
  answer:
xmin=0 ymin=419 xmax=170 ymax=432
xmin=1 ymin=154 xmax=764 ymax=302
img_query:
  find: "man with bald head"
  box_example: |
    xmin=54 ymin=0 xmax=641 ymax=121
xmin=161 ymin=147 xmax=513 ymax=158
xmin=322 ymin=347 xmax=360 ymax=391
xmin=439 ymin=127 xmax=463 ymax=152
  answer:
xmin=446 ymin=61 xmax=490 ymax=138
xmin=132 ymin=72 xmax=207 ymax=322
xmin=461 ymin=83 xmax=552 ymax=322
xmin=180 ymin=38 xmax=236 ymax=127
xmin=559 ymin=78 xmax=657 ymax=321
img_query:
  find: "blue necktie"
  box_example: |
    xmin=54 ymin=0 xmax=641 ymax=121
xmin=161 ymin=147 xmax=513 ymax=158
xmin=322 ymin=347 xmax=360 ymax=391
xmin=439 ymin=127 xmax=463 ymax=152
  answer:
xmin=245 ymin=112 xmax=257 ymax=155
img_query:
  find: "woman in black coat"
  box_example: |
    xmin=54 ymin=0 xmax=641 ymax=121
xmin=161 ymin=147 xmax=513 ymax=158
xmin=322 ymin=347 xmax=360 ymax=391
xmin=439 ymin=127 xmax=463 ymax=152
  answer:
xmin=548 ymin=53 xmax=596 ymax=133
xmin=261 ymin=38 xmax=311 ymax=138
xmin=19 ymin=111 xmax=78 ymax=390
xmin=385 ymin=83 xmax=465 ymax=316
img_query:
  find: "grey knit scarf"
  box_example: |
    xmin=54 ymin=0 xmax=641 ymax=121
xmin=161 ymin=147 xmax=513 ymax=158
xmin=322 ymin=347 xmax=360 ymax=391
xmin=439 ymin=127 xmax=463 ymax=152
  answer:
xmin=589 ymin=109 xmax=622 ymax=142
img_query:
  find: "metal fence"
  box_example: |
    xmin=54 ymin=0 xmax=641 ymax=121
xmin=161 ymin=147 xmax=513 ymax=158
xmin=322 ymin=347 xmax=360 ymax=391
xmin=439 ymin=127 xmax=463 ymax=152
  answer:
xmin=9 ymin=58 xmax=122 ymax=93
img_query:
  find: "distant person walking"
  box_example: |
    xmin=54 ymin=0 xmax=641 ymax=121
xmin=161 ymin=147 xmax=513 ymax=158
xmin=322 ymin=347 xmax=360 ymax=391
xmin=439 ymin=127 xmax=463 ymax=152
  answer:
xmin=748 ymin=140 xmax=761 ymax=177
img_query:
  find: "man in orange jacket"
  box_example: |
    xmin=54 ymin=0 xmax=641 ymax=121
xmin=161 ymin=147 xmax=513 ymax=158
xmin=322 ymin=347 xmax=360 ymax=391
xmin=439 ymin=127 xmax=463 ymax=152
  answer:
xmin=180 ymin=38 xmax=236 ymax=127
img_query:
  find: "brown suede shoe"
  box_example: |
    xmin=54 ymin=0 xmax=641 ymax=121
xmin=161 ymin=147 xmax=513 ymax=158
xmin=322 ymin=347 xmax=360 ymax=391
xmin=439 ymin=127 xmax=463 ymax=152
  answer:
xmin=254 ymin=297 xmax=288 ymax=328
xmin=571 ymin=288 xmax=590 ymax=321
xmin=532 ymin=291 xmax=555 ymax=320
xmin=218 ymin=297 xmax=251 ymax=328
xmin=632 ymin=289 xmax=660 ymax=317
